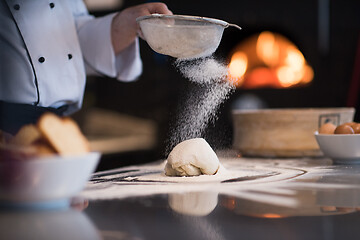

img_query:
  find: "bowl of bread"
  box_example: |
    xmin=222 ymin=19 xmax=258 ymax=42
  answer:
xmin=0 ymin=113 xmax=100 ymax=208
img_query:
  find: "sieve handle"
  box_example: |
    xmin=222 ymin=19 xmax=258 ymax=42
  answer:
xmin=227 ymin=23 xmax=242 ymax=30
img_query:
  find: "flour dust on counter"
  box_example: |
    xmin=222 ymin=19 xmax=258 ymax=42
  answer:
xmin=80 ymin=157 xmax=343 ymax=209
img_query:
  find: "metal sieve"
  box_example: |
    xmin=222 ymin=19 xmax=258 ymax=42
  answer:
xmin=136 ymin=14 xmax=241 ymax=59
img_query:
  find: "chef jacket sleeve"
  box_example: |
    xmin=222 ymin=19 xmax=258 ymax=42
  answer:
xmin=69 ymin=1 xmax=142 ymax=82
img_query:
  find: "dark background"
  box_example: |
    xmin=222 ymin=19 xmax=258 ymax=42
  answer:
xmin=83 ymin=0 xmax=360 ymax=168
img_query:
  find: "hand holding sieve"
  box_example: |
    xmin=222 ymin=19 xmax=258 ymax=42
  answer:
xmin=136 ymin=14 xmax=242 ymax=59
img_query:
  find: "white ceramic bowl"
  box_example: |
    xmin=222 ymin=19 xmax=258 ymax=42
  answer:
xmin=0 ymin=152 xmax=100 ymax=208
xmin=315 ymin=132 xmax=360 ymax=164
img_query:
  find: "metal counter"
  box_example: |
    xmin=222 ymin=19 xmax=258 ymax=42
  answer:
xmin=2 ymin=156 xmax=360 ymax=240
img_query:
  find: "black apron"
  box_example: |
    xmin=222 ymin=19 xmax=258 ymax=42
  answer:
xmin=0 ymin=101 xmax=68 ymax=135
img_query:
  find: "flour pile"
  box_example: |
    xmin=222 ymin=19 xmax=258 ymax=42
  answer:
xmin=166 ymin=56 xmax=235 ymax=153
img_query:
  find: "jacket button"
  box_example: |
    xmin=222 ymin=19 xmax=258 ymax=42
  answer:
xmin=68 ymin=54 xmax=73 ymax=60
xmin=49 ymin=3 xmax=55 ymax=8
xmin=14 ymin=4 xmax=20 ymax=10
xmin=38 ymin=57 xmax=45 ymax=63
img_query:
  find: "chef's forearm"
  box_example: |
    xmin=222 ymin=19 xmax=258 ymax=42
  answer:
xmin=111 ymin=10 xmax=138 ymax=56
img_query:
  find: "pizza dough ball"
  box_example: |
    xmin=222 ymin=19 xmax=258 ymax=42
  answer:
xmin=165 ymin=138 xmax=220 ymax=176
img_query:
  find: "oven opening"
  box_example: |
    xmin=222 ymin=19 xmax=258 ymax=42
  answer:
xmin=227 ymin=31 xmax=314 ymax=90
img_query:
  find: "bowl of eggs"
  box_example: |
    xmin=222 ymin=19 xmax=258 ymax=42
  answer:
xmin=232 ymin=108 xmax=355 ymax=157
xmin=315 ymin=122 xmax=360 ymax=164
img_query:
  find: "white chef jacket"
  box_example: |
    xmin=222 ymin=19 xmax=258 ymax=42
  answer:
xmin=0 ymin=0 xmax=142 ymax=114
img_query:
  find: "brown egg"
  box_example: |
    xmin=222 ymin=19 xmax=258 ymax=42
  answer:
xmin=334 ymin=124 xmax=355 ymax=134
xmin=352 ymin=123 xmax=360 ymax=134
xmin=319 ymin=122 xmax=336 ymax=134
xmin=343 ymin=122 xmax=357 ymax=127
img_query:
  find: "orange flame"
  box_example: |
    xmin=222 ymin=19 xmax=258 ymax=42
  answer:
xmin=256 ymin=31 xmax=279 ymax=67
xmin=228 ymin=52 xmax=248 ymax=86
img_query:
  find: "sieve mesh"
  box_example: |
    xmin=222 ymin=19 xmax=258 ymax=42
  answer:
xmin=137 ymin=14 xmax=240 ymax=59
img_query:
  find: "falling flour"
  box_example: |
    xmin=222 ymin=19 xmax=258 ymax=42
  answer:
xmin=166 ymin=56 xmax=235 ymax=154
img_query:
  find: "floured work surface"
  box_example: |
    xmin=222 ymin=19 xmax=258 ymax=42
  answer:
xmin=80 ymin=156 xmax=359 ymax=208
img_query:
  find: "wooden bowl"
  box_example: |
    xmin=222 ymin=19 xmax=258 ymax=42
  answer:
xmin=232 ymin=108 xmax=355 ymax=157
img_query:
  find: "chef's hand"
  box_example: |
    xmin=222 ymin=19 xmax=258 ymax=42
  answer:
xmin=111 ymin=2 xmax=172 ymax=55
